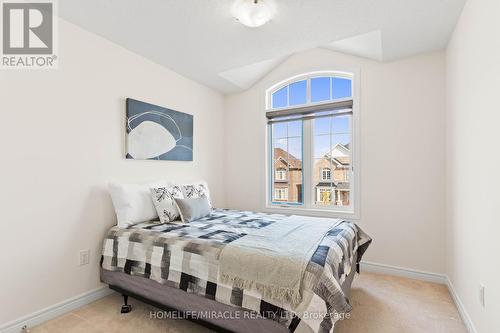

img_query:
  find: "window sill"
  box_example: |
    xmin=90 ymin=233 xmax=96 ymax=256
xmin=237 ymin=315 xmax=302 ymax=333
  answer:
xmin=263 ymin=205 xmax=359 ymax=220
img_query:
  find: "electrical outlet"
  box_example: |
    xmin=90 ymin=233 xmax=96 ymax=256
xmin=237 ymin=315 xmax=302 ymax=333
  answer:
xmin=79 ymin=249 xmax=90 ymax=266
xmin=479 ymin=285 xmax=485 ymax=307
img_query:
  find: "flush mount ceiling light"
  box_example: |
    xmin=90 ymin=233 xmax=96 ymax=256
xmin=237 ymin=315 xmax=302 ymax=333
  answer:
xmin=232 ymin=0 xmax=274 ymax=28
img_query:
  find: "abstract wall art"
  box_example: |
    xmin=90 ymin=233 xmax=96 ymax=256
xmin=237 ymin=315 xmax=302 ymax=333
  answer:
xmin=126 ymin=98 xmax=193 ymax=161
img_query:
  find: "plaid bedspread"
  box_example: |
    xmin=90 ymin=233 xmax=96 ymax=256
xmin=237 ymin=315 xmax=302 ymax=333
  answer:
xmin=101 ymin=209 xmax=371 ymax=333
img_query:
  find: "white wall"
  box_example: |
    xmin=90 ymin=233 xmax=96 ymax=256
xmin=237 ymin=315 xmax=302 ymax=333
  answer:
xmin=446 ymin=0 xmax=500 ymax=332
xmin=0 ymin=19 xmax=225 ymax=325
xmin=225 ymin=48 xmax=446 ymax=274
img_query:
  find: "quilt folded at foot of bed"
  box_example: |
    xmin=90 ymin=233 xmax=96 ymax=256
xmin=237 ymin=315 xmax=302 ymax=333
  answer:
xmin=101 ymin=209 xmax=372 ymax=333
xmin=219 ymin=215 xmax=343 ymax=307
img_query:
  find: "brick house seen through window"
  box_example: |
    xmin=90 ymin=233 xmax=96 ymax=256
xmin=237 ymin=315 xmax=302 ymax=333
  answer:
xmin=273 ymin=144 xmax=350 ymax=206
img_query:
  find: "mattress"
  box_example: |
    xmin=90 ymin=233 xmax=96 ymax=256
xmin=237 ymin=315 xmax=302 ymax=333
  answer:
xmin=100 ymin=209 xmax=371 ymax=333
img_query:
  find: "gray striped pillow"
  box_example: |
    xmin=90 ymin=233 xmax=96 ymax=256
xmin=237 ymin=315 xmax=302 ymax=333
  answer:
xmin=174 ymin=197 xmax=211 ymax=223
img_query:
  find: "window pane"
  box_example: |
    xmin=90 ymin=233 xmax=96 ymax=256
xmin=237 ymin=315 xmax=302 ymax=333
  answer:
xmin=313 ymin=116 xmax=352 ymax=208
xmin=274 ymin=187 xmax=288 ymax=201
xmin=274 ymin=163 xmax=288 ymax=183
xmin=270 ymin=120 xmax=303 ymax=204
xmin=288 ymin=137 xmax=303 ymax=204
xmin=330 ymin=134 xmax=351 ymax=192
xmin=288 ymin=120 xmax=302 ymax=138
xmin=311 ymin=77 xmax=331 ymax=102
xmin=272 ymin=122 xmax=287 ymax=139
xmin=288 ymin=137 xmax=302 ymax=161
xmin=313 ymin=158 xmax=334 ymax=206
xmin=273 ymin=138 xmax=287 ymax=160
xmin=275 ymin=167 xmax=287 ymax=181
xmin=313 ymin=159 xmax=332 ymax=183
xmin=332 ymin=77 xmax=352 ymax=99
xmin=314 ymin=117 xmax=331 ymax=135
xmin=332 ymin=116 xmax=351 ymax=134
xmin=289 ymin=80 xmax=307 ymax=106
xmin=314 ymin=135 xmax=330 ymax=159
xmin=321 ymin=168 xmax=332 ymax=181
xmin=331 ymin=134 xmax=350 ymax=150
xmin=316 ymin=187 xmax=336 ymax=206
xmin=272 ymin=86 xmax=288 ymax=108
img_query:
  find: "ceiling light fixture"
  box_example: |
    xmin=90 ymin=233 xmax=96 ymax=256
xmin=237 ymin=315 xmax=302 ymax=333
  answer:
xmin=232 ymin=0 xmax=274 ymax=28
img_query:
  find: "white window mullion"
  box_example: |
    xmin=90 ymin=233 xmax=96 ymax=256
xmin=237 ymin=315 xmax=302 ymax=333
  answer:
xmin=286 ymin=122 xmax=290 ymax=202
xmin=306 ymin=78 xmax=311 ymax=104
xmin=286 ymin=86 xmax=290 ymax=107
xmin=303 ymin=119 xmax=313 ymax=209
xmin=329 ymin=116 xmax=334 ymax=204
xmin=329 ymin=77 xmax=333 ymax=100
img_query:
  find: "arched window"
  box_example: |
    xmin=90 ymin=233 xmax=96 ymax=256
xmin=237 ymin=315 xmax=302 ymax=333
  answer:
xmin=321 ymin=168 xmax=331 ymax=181
xmin=266 ymin=71 xmax=358 ymax=216
xmin=268 ymin=72 xmax=353 ymax=109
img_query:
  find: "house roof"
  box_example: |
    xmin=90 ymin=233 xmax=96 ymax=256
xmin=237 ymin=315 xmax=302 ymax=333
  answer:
xmin=336 ymin=182 xmax=350 ymax=190
xmin=315 ymin=181 xmax=350 ymax=189
xmin=316 ymin=182 xmax=334 ymax=187
xmin=274 ymin=145 xmax=351 ymax=170
xmin=274 ymin=148 xmax=302 ymax=169
xmin=333 ymin=156 xmax=351 ymax=166
xmin=323 ymin=143 xmax=351 ymax=166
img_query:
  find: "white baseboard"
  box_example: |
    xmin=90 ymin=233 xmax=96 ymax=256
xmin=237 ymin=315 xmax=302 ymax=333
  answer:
xmin=359 ymin=261 xmax=478 ymax=333
xmin=446 ymin=278 xmax=478 ymax=333
xmin=360 ymin=260 xmax=447 ymax=284
xmin=0 ymin=287 xmax=114 ymax=333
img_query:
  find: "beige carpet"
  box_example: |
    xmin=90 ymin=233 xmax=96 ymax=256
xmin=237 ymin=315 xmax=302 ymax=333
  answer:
xmin=30 ymin=272 xmax=467 ymax=333
xmin=335 ymin=272 xmax=467 ymax=333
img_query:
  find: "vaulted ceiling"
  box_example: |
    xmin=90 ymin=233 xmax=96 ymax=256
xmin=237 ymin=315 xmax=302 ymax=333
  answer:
xmin=59 ymin=0 xmax=466 ymax=93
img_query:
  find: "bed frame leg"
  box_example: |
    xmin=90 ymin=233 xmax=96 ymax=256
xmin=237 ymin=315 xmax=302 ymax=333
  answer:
xmin=120 ymin=294 xmax=132 ymax=314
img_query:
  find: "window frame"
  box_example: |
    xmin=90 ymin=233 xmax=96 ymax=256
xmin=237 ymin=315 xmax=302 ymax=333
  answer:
xmin=268 ymin=121 xmax=304 ymax=206
xmin=264 ymin=70 xmax=360 ymax=219
xmin=274 ymin=187 xmax=289 ymax=201
xmin=321 ymin=167 xmax=332 ymax=181
xmin=275 ymin=168 xmax=287 ymax=181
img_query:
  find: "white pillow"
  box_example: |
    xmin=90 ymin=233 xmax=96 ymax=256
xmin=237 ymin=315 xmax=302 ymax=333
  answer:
xmin=108 ymin=181 xmax=171 ymax=227
xmin=180 ymin=181 xmax=212 ymax=208
xmin=150 ymin=185 xmax=184 ymax=223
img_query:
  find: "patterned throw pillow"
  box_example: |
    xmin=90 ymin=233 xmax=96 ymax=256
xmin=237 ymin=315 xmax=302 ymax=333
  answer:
xmin=150 ymin=185 xmax=184 ymax=223
xmin=181 ymin=183 xmax=212 ymax=208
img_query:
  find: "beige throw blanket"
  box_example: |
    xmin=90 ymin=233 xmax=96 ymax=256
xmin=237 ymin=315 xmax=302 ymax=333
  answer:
xmin=219 ymin=215 xmax=342 ymax=306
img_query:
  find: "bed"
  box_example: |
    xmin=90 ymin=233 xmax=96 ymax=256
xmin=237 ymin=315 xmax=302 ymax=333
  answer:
xmin=100 ymin=208 xmax=371 ymax=333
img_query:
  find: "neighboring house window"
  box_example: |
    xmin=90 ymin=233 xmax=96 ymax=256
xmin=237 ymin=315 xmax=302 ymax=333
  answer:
xmin=321 ymin=168 xmax=331 ymax=181
xmin=266 ymin=72 xmax=358 ymax=215
xmin=274 ymin=188 xmax=288 ymax=201
xmin=276 ymin=168 xmax=287 ymax=181
xmin=318 ymin=188 xmax=332 ymax=203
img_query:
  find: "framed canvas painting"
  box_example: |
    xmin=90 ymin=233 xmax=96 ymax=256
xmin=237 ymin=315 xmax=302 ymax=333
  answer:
xmin=126 ymin=98 xmax=193 ymax=161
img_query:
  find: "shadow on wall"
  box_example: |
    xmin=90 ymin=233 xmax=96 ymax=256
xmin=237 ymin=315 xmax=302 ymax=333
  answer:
xmin=71 ymin=186 xmax=116 ymax=282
